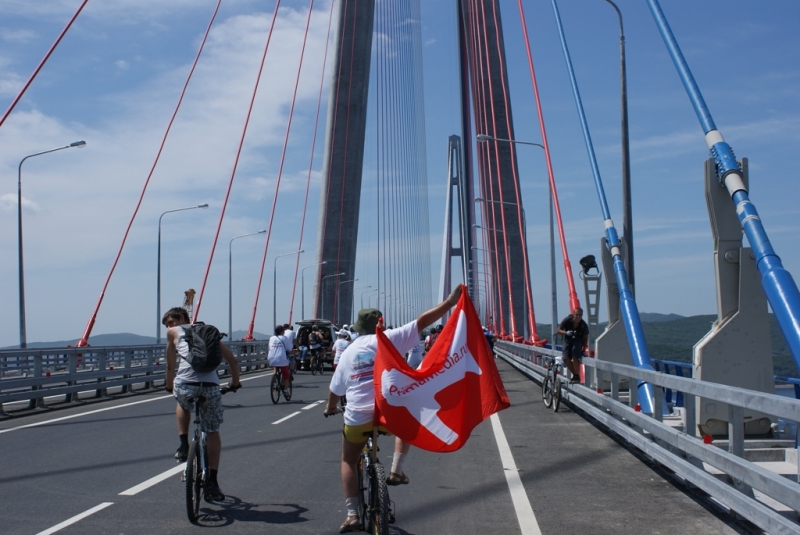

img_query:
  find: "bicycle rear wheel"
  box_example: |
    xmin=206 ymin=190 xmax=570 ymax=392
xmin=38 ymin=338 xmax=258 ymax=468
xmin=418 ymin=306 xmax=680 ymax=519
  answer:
xmin=316 ymin=356 xmax=324 ymax=375
xmin=553 ymin=373 xmax=562 ymax=412
xmin=542 ymin=372 xmax=553 ymax=408
xmin=310 ymin=355 xmax=318 ymax=376
xmin=185 ymin=438 xmax=202 ymax=523
xmin=370 ymin=463 xmax=391 ymax=535
xmin=283 ymin=378 xmax=293 ymax=401
xmin=270 ymin=373 xmax=281 ymax=404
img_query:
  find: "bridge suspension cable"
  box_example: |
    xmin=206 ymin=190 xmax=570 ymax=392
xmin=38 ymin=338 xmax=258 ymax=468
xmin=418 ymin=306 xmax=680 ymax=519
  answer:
xmin=77 ymin=0 xmax=225 ymax=346
xmin=193 ymin=0 xmax=283 ymax=323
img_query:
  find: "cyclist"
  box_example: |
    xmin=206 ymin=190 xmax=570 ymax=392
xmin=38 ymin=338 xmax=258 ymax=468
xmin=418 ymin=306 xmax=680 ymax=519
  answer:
xmin=163 ymin=307 xmax=241 ymax=502
xmin=556 ymin=306 xmax=589 ymax=383
xmin=268 ymin=325 xmax=292 ymax=398
xmin=324 ymin=286 xmax=462 ymax=533
xmin=332 ymin=329 xmax=350 ymax=372
xmin=282 ymin=323 xmax=297 ymax=375
xmin=308 ymin=325 xmax=322 ymax=368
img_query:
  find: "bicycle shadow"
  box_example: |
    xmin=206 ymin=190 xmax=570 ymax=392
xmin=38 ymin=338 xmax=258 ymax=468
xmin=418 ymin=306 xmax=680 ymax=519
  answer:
xmin=195 ymin=496 xmax=309 ymax=527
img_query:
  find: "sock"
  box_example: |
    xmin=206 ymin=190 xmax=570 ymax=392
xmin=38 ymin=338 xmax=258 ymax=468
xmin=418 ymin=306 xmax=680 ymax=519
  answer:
xmin=179 ymin=434 xmax=188 ymax=447
xmin=209 ymin=469 xmax=218 ymax=485
xmin=345 ymin=497 xmax=359 ymax=517
xmin=391 ymin=452 xmax=406 ymax=475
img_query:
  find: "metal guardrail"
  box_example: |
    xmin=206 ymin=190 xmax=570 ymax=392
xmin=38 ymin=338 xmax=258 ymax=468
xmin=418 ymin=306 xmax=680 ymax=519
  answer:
xmin=496 ymin=340 xmax=800 ymax=535
xmin=0 ymin=342 xmax=271 ymax=412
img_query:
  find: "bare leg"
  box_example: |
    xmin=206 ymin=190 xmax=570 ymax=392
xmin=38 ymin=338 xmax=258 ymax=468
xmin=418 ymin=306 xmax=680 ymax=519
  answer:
xmin=176 ymin=403 xmax=190 ymax=435
xmin=341 ymin=434 xmax=367 ymax=498
xmin=206 ymin=431 xmax=221 ymax=470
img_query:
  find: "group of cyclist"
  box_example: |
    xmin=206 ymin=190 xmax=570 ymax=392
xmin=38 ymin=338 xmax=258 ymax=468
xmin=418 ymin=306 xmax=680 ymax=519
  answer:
xmin=163 ymin=285 xmax=579 ymax=533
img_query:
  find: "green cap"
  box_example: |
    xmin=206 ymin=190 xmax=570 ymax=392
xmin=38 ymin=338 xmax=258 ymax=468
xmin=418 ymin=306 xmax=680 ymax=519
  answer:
xmin=353 ymin=308 xmax=383 ymax=335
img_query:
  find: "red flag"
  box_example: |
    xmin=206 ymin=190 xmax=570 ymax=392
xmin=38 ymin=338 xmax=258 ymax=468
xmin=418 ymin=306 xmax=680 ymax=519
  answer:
xmin=374 ymin=285 xmax=510 ymax=452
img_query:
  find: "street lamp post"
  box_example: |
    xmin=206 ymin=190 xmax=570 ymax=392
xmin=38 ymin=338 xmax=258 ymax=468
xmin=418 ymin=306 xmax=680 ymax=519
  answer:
xmin=370 ymin=292 xmax=388 ymax=309
xmin=477 ymin=133 xmax=559 ymax=343
xmin=228 ymin=230 xmax=266 ymax=340
xmin=321 ymin=272 xmax=345 ymax=320
xmin=362 ymin=288 xmax=379 ymax=309
xmin=337 ymin=279 xmax=358 ymax=324
xmin=604 ymin=0 xmax=634 ymax=295
xmin=17 ymin=140 xmax=86 ymax=349
xmin=352 ymin=285 xmax=372 ymax=321
xmin=157 ymin=203 xmax=209 ymax=344
xmin=274 ymin=250 xmax=304 ymax=328
xmin=301 ymin=261 xmax=327 ymax=320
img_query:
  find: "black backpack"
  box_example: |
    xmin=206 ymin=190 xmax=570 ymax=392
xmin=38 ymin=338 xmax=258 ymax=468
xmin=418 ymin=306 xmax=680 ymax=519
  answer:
xmin=180 ymin=322 xmax=223 ymax=373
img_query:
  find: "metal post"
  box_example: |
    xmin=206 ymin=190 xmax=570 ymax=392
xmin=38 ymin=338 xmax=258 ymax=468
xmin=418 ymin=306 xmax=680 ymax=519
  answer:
xmin=301 ymin=261 xmax=327 ymax=320
xmin=336 ymin=279 xmax=357 ymax=324
xmin=321 ymin=272 xmax=345 ymax=321
xmin=274 ymin=250 xmax=304 ymax=328
xmin=157 ymin=203 xmax=208 ymax=343
xmin=228 ymin=230 xmax=266 ymax=340
xmin=18 ymin=140 xmax=86 ymax=348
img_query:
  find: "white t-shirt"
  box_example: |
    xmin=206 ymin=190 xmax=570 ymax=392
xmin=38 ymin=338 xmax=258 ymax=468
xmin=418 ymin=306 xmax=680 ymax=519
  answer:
xmin=406 ymin=343 xmax=423 ymax=369
xmin=329 ymin=320 xmax=419 ymax=425
xmin=332 ymin=338 xmax=350 ymax=365
xmin=268 ymin=335 xmax=289 ymax=367
xmin=283 ymin=329 xmax=296 ymax=349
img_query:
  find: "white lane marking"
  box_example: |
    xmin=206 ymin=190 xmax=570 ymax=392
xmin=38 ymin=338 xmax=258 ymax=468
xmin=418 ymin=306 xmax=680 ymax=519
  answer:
xmin=302 ymin=400 xmax=325 ymax=410
xmin=0 ymin=372 xmax=270 ymax=435
xmin=119 ymin=464 xmax=185 ymax=496
xmin=490 ymin=413 xmax=542 ymax=535
xmin=35 ymin=502 xmax=114 ymax=535
xmin=272 ymin=411 xmax=302 ymax=424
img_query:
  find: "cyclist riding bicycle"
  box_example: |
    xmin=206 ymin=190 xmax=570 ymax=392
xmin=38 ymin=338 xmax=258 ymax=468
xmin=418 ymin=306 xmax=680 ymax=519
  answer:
xmin=268 ymin=325 xmax=292 ymax=398
xmin=556 ymin=306 xmax=589 ymax=384
xmin=323 ymin=286 xmax=462 ymax=533
xmin=164 ymin=307 xmax=241 ymax=502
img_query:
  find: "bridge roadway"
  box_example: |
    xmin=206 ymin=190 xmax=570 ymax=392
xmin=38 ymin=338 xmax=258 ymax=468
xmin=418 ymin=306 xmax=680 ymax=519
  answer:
xmin=0 ymin=361 xmax=754 ymax=535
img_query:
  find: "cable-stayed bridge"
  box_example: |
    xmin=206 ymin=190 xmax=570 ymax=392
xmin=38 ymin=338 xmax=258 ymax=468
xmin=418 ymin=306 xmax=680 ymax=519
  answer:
xmin=2 ymin=1 xmax=800 ymax=533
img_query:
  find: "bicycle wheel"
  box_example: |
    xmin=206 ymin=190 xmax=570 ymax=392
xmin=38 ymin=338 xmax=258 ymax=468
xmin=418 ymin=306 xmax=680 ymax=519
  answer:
xmin=357 ymin=455 xmax=370 ymax=530
xmin=283 ymin=378 xmax=293 ymax=401
xmin=310 ymin=355 xmax=317 ymax=376
xmin=270 ymin=373 xmax=281 ymax=404
xmin=316 ymin=356 xmax=324 ymax=375
xmin=370 ymin=463 xmax=391 ymax=535
xmin=542 ymin=371 xmax=553 ymax=408
xmin=185 ymin=439 xmax=202 ymax=523
xmin=553 ymin=372 xmax=562 ymax=413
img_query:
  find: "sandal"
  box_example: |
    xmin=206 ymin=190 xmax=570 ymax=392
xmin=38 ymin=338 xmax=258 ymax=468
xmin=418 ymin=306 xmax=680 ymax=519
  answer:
xmin=339 ymin=515 xmax=363 ymax=533
xmin=386 ymin=472 xmax=409 ymax=486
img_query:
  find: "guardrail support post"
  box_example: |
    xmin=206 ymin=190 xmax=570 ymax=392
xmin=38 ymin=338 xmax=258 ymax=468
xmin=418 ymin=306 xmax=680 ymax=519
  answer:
xmin=727 ymin=404 xmax=755 ymax=498
xmin=32 ymin=354 xmax=45 ymax=409
xmin=610 ymin=372 xmax=618 ymax=401
xmin=144 ymin=350 xmax=153 ymax=390
xmin=654 ymin=386 xmax=663 ymax=422
xmin=122 ymin=350 xmax=132 ymax=394
xmin=66 ymin=354 xmax=77 ymax=403
xmin=96 ymin=352 xmax=107 ymax=398
xmin=628 ymin=375 xmax=638 ymax=409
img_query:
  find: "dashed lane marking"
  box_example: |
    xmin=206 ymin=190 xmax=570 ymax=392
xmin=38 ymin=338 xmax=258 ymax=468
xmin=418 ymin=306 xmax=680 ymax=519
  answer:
xmin=119 ymin=464 xmax=185 ymax=496
xmin=491 ymin=413 xmax=542 ymax=535
xmin=35 ymin=502 xmax=114 ymax=535
xmin=272 ymin=411 xmax=302 ymax=424
xmin=302 ymin=400 xmax=325 ymax=410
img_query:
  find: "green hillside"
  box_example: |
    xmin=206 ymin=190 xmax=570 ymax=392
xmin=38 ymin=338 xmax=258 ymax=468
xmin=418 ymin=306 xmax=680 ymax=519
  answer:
xmin=536 ymin=313 xmax=797 ymax=378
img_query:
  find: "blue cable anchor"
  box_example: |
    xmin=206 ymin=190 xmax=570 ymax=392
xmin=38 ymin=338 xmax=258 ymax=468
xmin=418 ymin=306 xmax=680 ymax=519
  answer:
xmin=646 ymin=0 xmax=800 ymax=371
xmin=550 ymin=0 xmax=656 ymax=414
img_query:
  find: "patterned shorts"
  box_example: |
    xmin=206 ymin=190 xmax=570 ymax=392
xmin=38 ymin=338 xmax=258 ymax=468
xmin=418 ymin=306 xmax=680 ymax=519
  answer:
xmin=174 ymin=383 xmax=224 ymax=433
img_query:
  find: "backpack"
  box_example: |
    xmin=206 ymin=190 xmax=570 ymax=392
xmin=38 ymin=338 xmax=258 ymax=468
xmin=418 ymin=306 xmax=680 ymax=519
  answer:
xmin=180 ymin=322 xmax=223 ymax=373
xmin=309 ymin=332 xmax=319 ymax=345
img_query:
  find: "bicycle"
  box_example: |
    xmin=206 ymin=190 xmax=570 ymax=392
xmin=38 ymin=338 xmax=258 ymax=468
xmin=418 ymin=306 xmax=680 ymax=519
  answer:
xmin=310 ymin=349 xmax=325 ymax=376
xmin=541 ymin=355 xmax=562 ymax=412
xmin=325 ymin=410 xmax=393 ymax=534
xmin=270 ymin=367 xmax=292 ymax=404
xmin=183 ymin=383 xmax=236 ymax=523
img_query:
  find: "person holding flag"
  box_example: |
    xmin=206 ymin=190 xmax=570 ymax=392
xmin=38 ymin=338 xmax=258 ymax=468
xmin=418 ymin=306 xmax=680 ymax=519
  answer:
xmin=324 ymin=286 xmax=462 ymax=534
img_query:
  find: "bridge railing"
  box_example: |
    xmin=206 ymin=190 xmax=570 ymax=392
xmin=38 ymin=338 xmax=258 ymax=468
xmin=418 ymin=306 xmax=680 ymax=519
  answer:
xmin=0 ymin=341 xmax=271 ymax=412
xmin=496 ymin=340 xmax=800 ymax=535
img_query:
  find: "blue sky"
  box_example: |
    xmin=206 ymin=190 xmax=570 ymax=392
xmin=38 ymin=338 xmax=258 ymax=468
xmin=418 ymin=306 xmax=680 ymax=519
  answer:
xmin=1 ymin=0 xmax=799 ymax=346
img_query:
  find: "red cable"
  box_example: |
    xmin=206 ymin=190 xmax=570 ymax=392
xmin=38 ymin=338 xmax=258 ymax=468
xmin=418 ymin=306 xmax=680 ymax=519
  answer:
xmin=245 ymin=0 xmax=316 ymax=338
xmin=489 ymin=0 xmax=539 ymax=344
xmin=194 ymin=0 xmax=283 ymax=323
xmin=516 ymin=0 xmax=581 ymax=312
xmin=0 ymin=0 xmax=90 ymax=129
xmin=77 ymin=0 xmax=224 ymax=345
xmin=287 ymin=0 xmax=337 ymax=325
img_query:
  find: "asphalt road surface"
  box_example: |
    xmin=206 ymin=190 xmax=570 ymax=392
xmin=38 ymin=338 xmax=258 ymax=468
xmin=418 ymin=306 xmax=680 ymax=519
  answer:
xmin=0 ymin=361 xmax=753 ymax=534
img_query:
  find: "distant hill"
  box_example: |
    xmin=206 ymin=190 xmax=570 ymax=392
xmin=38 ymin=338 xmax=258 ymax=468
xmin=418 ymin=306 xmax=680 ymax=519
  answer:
xmin=1 ymin=329 xmax=271 ymax=349
xmin=534 ymin=313 xmax=796 ymax=379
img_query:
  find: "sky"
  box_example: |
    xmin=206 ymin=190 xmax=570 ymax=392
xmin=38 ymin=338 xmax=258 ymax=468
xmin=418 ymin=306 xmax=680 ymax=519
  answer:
xmin=1 ymin=0 xmax=799 ymax=347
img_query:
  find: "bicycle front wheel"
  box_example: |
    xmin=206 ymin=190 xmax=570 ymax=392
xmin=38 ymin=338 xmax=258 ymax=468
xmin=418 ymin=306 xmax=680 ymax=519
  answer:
xmin=316 ymin=357 xmax=324 ymax=375
xmin=185 ymin=439 xmax=202 ymax=523
xmin=283 ymin=378 xmax=293 ymax=401
xmin=553 ymin=373 xmax=562 ymax=413
xmin=542 ymin=373 xmax=553 ymax=408
xmin=357 ymin=455 xmax=370 ymax=530
xmin=370 ymin=463 xmax=391 ymax=535
xmin=270 ymin=373 xmax=281 ymax=404
xmin=310 ymin=356 xmax=317 ymax=376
